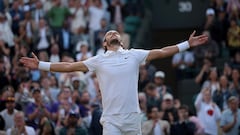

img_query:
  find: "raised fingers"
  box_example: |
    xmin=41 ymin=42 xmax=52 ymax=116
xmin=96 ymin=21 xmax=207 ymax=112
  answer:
xmin=31 ymin=52 xmax=39 ymax=61
xmin=190 ymin=30 xmax=196 ymax=38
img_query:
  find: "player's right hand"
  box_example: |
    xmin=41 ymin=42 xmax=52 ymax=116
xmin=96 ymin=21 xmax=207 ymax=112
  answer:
xmin=20 ymin=52 xmax=39 ymax=70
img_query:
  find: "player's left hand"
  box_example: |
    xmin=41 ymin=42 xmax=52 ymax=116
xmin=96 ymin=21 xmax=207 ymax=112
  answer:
xmin=188 ymin=30 xmax=208 ymax=47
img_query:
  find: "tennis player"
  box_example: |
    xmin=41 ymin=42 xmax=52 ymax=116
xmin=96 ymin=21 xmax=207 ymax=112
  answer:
xmin=20 ymin=30 xmax=208 ymax=135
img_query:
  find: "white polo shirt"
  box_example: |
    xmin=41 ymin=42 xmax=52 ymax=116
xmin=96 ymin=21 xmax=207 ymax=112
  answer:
xmin=83 ymin=48 xmax=149 ymax=116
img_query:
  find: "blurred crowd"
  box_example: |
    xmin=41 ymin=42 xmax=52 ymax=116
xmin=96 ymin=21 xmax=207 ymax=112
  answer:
xmin=1 ymin=0 xmax=240 ymax=135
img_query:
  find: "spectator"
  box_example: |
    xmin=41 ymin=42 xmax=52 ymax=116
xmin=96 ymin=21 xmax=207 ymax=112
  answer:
xmin=0 ymin=12 xmax=14 ymax=54
xmin=161 ymin=93 xmax=178 ymax=123
xmin=220 ymin=96 xmax=240 ymax=135
xmin=14 ymin=80 xmax=32 ymax=111
xmin=195 ymin=57 xmax=215 ymax=86
xmin=25 ymin=88 xmax=51 ymax=129
xmin=52 ymin=86 xmax=79 ymax=125
xmin=20 ymin=5 xmax=36 ymax=49
xmin=144 ymin=62 xmax=157 ymax=82
xmin=33 ymin=18 xmax=52 ymax=52
xmin=194 ymin=87 xmax=221 ymax=135
xmin=212 ymin=75 xmax=232 ymax=111
xmin=144 ymin=83 xmax=161 ymax=109
xmin=0 ymin=86 xmax=22 ymax=111
xmin=17 ymin=25 xmax=29 ymax=49
xmin=193 ymin=31 xmax=219 ymax=66
xmin=87 ymin=0 xmax=107 ymax=53
xmin=9 ymin=0 xmax=24 ymax=35
xmin=38 ymin=50 xmax=49 ymax=62
xmin=203 ymin=8 xmax=216 ymax=31
xmin=32 ymin=0 xmax=45 ymax=26
xmin=202 ymin=67 xmax=220 ymax=95
xmin=153 ymin=71 xmax=172 ymax=98
xmin=30 ymin=80 xmax=41 ymax=90
xmin=58 ymin=20 xmax=73 ymax=54
xmin=49 ymin=43 xmax=61 ymax=63
xmin=71 ymin=76 xmax=86 ymax=93
xmin=70 ymin=0 xmax=88 ymax=35
xmin=210 ymin=5 xmax=229 ymax=49
xmin=0 ymin=96 xmax=18 ymax=130
xmin=59 ymin=110 xmax=88 ymax=135
xmin=173 ymin=98 xmax=181 ymax=109
xmin=0 ymin=40 xmax=10 ymax=59
xmin=6 ymin=111 xmax=36 ymax=135
xmin=222 ymin=62 xmax=232 ymax=80
xmin=14 ymin=57 xmax=31 ymax=84
xmin=85 ymin=72 xmax=99 ymax=103
xmin=227 ymin=0 xmax=240 ymax=19
xmin=107 ymin=0 xmax=126 ymax=24
xmin=229 ymin=68 xmax=240 ymax=97
xmin=42 ymin=0 xmax=53 ymax=13
xmin=76 ymin=42 xmax=92 ymax=61
xmin=230 ymin=51 xmax=240 ymax=70
xmin=0 ymin=55 xmax=10 ymax=90
xmin=49 ymin=74 xmax=61 ymax=100
xmin=71 ymin=90 xmax=81 ymax=105
xmin=170 ymin=105 xmax=196 ymax=135
xmin=138 ymin=92 xmax=148 ymax=123
xmin=138 ymin=64 xmax=151 ymax=92
xmin=47 ymin=0 xmax=71 ymax=40
xmin=211 ymin=0 xmax=227 ymax=17
xmin=203 ymin=8 xmax=227 ymax=52
xmin=38 ymin=117 xmax=56 ymax=135
xmin=79 ymin=91 xmax=91 ymax=118
xmin=188 ymin=112 xmax=205 ymax=135
xmin=40 ymin=76 xmax=58 ymax=104
xmin=172 ymin=47 xmax=195 ymax=80
xmin=227 ymin=18 xmax=240 ymax=58
xmin=89 ymin=103 xmax=103 ymax=135
xmin=142 ymin=106 xmax=170 ymax=135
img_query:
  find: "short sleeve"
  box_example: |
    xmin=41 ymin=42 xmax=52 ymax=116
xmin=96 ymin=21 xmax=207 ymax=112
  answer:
xmin=82 ymin=56 xmax=99 ymax=72
xmin=130 ymin=49 xmax=150 ymax=65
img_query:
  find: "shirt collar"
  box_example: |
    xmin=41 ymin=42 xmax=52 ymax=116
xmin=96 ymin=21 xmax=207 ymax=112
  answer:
xmin=104 ymin=47 xmax=126 ymax=56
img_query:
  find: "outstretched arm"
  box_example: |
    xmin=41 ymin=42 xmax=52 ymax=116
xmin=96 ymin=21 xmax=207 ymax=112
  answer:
xmin=146 ymin=31 xmax=208 ymax=62
xmin=20 ymin=53 xmax=89 ymax=72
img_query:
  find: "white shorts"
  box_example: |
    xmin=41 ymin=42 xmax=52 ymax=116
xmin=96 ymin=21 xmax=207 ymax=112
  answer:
xmin=100 ymin=112 xmax=142 ymax=135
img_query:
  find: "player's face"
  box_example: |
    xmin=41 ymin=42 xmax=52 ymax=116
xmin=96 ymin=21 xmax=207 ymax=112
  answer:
xmin=103 ymin=30 xmax=121 ymax=46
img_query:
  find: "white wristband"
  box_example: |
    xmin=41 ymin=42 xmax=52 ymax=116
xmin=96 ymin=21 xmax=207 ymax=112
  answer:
xmin=177 ymin=41 xmax=190 ymax=52
xmin=38 ymin=61 xmax=51 ymax=71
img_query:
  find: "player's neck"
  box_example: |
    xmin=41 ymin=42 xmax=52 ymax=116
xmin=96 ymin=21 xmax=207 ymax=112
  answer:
xmin=107 ymin=45 xmax=121 ymax=52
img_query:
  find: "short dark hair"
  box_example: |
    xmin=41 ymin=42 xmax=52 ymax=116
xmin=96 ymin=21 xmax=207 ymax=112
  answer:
xmin=147 ymin=105 xmax=158 ymax=114
xmin=144 ymin=83 xmax=156 ymax=91
xmin=178 ymin=104 xmax=189 ymax=112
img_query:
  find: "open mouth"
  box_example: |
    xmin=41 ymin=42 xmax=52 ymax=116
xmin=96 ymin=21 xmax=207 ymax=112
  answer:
xmin=109 ymin=39 xmax=120 ymax=45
